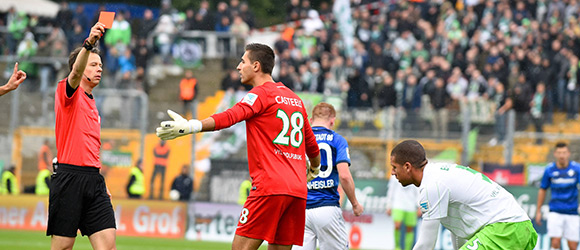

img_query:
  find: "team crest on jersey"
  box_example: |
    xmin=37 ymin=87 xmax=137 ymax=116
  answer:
xmin=419 ymin=200 xmax=429 ymax=213
xmin=568 ymin=169 xmax=575 ymax=177
xmin=242 ymin=93 xmax=258 ymax=106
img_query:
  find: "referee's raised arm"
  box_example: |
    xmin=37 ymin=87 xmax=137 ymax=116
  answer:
xmin=67 ymin=22 xmax=104 ymax=89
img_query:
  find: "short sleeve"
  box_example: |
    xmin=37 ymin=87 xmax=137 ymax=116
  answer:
xmin=335 ymin=135 xmax=351 ymax=166
xmin=539 ymin=167 xmax=551 ymax=190
xmin=419 ymin=181 xmax=450 ymax=220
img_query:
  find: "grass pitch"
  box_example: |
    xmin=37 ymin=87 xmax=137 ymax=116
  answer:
xmin=0 ymin=229 xmax=267 ymax=250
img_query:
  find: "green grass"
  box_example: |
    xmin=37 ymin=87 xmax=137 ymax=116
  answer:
xmin=0 ymin=229 xmax=383 ymax=250
xmin=0 ymin=229 xmax=267 ymax=250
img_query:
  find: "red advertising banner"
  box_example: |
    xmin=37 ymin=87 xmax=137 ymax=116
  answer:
xmin=0 ymin=195 xmax=186 ymax=238
xmin=482 ymin=163 xmax=525 ymax=186
xmin=0 ymin=195 xmax=48 ymax=231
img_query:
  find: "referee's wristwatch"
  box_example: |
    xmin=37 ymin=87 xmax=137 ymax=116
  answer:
xmin=83 ymin=39 xmax=94 ymax=51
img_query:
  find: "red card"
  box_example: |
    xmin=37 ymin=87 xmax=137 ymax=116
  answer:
xmin=98 ymin=11 xmax=115 ymax=29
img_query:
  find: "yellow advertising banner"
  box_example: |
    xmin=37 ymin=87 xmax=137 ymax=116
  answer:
xmin=0 ymin=195 xmax=187 ymax=238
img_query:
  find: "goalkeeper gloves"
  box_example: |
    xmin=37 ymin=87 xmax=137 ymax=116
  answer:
xmin=156 ymin=110 xmax=202 ymax=140
xmin=307 ymin=164 xmax=321 ymax=182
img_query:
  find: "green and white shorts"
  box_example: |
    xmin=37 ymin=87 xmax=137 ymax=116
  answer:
xmin=459 ymin=220 xmax=538 ymax=250
xmin=392 ymin=209 xmax=418 ymax=226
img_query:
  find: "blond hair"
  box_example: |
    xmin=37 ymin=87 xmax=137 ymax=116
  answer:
xmin=311 ymin=102 xmax=336 ymax=122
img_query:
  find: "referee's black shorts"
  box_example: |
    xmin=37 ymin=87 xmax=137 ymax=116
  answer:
xmin=47 ymin=164 xmax=116 ymax=237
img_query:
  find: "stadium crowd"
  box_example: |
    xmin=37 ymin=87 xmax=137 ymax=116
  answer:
xmin=1 ymin=0 xmax=580 ymax=142
xmin=266 ymin=0 xmax=580 ymax=144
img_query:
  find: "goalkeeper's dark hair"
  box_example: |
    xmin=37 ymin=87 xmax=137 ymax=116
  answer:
xmin=555 ymin=142 xmax=568 ymax=149
xmin=391 ymin=140 xmax=427 ymax=168
xmin=245 ymin=43 xmax=275 ymax=75
xmin=68 ymin=46 xmax=101 ymax=72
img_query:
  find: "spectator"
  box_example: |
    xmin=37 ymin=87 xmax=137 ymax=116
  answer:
xmin=183 ymin=8 xmax=197 ymax=31
xmin=214 ymin=2 xmax=231 ymax=30
xmin=530 ymin=82 xmax=549 ymax=144
xmin=38 ymin=139 xmax=53 ymax=174
xmin=55 ymin=2 xmax=73 ymax=34
xmin=302 ymin=10 xmax=324 ymax=36
xmin=489 ymin=83 xmax=512 ymax=146
xmin=566 ymin=55 xmax=579 ymax=120
xmin=221 ymin=69 xmax=244 ymax=91
xmin=299 ymin=0 xmax=313 ymax=19
xmin=126 ymin=159 xmax=145 ymax=199
xmin=170 ymin=165 xmax=194 ymax=201
xmin=105 ymin=47 xmax=120 ymax=86
xmin=117 ymin=49 xmax=137 ymax=88
xmin=230 ymin=15 xmax=250 ymax=40
xmin=104 ymin=11 xmax=132 ymax=54
xmin=160 ymin=0 xmax=178 ymax=17
xmin=154 ymin=15 xmax=177 ymax=64
xmin=376 ymin=73 xmax=397 ymax=138
xmin=426 ymin=77 xmax=451 ymax=140
xmin=35 ymin=157 xmax=53 ymax=196
xmin=238 ymin=177 xmax=251 ymax=205
xmin=72 ymin=5 xmax=90 ymax=33
xmin=68 ymin=24 xmax=85 ymax=53
xmin=215 ymin=15 xmax=231 ymax=32
xmin=228 ymin=0 xmax=241 ymax=16
xmin=16 ymin=32 xmax=38 ymax=80
xmin=238 ymin=2 xmax=256 ymax=29
xmin=150 ymin=139 xmax=170 ymax=200
xmin=7 ymin=11 xmax=28 ymax=54
xmin=179 ymin=69 xmax=198 ymax=115
xmin=286 ymin=0 xmax=301 ymax=21
xmin=510 ymin=74 xmax=533 ymax=131
xmin=0 ymin=165 xmax=19 ymax=195
xmin=193 ymin=0 xmax=214 ymax=31
xmin=136 ymin=9 xmax=158 ymax=39
xmin=133 ymin=38 xmax=152 ymax=92
xmin=37 ymin=40 xmax=53 ymax=93
xmin=276 ymin=63 xmax=295 ymax=91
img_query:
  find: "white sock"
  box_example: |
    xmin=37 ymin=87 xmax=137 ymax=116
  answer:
xmin=550 ymin=248 xmax=559 ymax=250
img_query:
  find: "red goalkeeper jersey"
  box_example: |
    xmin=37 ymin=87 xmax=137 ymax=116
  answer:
xmin=212 ymin=82 xmax=319 ymax=199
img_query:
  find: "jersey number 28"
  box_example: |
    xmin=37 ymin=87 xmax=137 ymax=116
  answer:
xmin=273 ymin=109 xmax=304 ymax=148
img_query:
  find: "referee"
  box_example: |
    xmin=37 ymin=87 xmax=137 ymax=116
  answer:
xmin=47 ymin=22 xmax=117 ymax=250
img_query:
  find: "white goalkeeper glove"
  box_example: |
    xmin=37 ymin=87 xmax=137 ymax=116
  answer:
xmin=156 ymin=110 xmax=202 ymax=140
xmin=307 ymin=164 xmax=321 ymax=182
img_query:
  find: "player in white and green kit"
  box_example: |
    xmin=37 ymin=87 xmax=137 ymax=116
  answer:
xmin=390 ymin=140 xmax=537 ymax=250
xmin=386 ymin=175 xmax=420 ymax=250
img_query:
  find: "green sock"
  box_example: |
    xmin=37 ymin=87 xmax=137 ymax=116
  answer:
xmin=405 ymin=231 xmax=415 ymax=250
xmin=394 ymin=228 xmax=401 ymax=250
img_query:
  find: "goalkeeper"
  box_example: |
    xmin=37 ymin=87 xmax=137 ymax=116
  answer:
xmin=157 ymin=43 xmax=320 ymax=250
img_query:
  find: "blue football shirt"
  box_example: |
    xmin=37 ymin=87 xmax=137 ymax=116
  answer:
xmin=540 ymin=161 xmax=580 ymax=214
xmin=306 ymin=127 xmax=351 ymax=209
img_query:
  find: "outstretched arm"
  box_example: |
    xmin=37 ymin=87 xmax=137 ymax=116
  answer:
xmin=0 ymin=63 xmax=26 ymax=96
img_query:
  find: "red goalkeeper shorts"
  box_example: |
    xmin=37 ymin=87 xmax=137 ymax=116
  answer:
xmin=235 ymin=195 xmax=306 ymax=246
